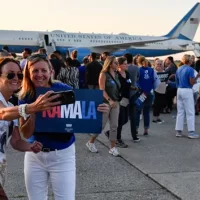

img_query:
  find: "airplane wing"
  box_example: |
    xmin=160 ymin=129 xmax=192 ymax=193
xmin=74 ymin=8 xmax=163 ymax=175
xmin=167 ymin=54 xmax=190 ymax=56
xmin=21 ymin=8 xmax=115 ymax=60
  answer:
xmin=180 ymin=42 xmax=200 ymax=48
xmin=90 ymin=20 xmax=186 ymax=51
xmin=91 ymin=38 xmax=168 ymax=50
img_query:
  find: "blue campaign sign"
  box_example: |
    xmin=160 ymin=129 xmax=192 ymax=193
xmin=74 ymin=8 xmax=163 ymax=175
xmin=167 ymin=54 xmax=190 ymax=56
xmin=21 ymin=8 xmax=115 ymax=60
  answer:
xmin=35 ymin=88 xmax=103 ymax=134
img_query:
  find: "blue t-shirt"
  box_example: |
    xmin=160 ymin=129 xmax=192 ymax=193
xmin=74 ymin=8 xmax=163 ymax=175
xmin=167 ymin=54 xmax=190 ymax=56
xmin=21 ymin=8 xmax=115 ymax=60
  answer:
xmin=18 ymin=82 xmax=75 ymax=149
xmin=137 ymin=67 xmax=155 ymax=93
xmin=176 ymin=65 xmax=195 ymax=88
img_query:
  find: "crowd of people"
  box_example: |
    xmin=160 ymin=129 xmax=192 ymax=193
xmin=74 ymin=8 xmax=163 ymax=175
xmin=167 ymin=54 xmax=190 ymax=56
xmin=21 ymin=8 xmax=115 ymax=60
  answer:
xmin=0 ymin=45 xmax=199 ymax=199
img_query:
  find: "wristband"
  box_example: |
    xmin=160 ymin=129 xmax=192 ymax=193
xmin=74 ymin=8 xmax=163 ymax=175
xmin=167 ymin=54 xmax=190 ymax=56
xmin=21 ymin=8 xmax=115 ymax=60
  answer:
xmin=18 ymin=104 xmax=30 ymax=120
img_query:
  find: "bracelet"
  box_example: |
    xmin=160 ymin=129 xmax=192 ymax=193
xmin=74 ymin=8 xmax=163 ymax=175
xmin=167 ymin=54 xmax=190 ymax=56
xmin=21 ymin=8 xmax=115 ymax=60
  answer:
xmin=18 ymin=104 xmax=30 ymax=120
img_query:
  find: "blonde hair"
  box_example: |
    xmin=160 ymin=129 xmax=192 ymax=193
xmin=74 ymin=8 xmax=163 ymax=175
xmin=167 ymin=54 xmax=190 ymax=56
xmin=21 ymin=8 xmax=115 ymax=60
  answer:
xmin=181 ymin=54 xmax=191 ymax=64
xmin=18 ymin=57 xmax=54 ymax=100
xmin=101 ymin=56 xmax=116 ymax=73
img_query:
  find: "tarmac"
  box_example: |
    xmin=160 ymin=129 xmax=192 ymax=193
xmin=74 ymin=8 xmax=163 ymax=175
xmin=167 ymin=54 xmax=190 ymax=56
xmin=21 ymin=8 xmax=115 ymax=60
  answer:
xmin=4 ymin=111 xmax=200 ymax=200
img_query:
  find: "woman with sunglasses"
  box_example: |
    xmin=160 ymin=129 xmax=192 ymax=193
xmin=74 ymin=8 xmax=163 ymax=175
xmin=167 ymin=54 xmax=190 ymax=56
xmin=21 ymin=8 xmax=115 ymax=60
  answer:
xmin=18 ymin=54 xmax=108 ymax=200
xmin=86 ymin=56 xmax=121 ymax=156
xmin=0 ymin=57 xmax=61 ymax=200
xmin=103 ymin=57 xmax=131 ymax=148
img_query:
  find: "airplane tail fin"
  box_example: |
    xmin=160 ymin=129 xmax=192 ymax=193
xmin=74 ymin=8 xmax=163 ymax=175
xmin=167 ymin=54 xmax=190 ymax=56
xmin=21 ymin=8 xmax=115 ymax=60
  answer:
xmin=164 ymin=3 xmax=200 ymax=40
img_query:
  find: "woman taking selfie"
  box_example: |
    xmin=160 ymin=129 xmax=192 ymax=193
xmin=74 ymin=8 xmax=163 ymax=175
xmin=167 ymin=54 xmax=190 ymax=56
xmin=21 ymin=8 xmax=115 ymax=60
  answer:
xmin=0 ymin=57 xmax=60 ymax=200
xmin=18 ymin=54 xmax=108 ymax=200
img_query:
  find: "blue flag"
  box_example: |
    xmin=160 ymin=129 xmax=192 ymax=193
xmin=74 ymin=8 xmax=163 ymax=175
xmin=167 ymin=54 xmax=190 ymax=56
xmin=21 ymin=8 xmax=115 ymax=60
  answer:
xmin=35 ymin=88 xmax=103 ymax=134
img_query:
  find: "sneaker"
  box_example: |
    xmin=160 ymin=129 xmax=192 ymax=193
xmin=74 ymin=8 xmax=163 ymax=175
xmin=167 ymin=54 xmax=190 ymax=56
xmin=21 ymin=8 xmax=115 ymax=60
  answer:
xmin=153 ymin=119 xmax=164 ymax=124
xmin=143 ymin=132 xmax=148 ymax=136
xmin=133 ymin=137 xmax=141 ymax=142
xmin=188 ymin=132 xmax=199 ymax=139
xmin=176 ymin=131 xmax=183 ymax=137
xmin=86 ymin=142 xmax=98 ymax=153
xmin=156 ymin=119 xmax=164 ymax=124
xmin=116 ymin=140 xmax=128 ymax=148
xmin=109 ymin=147 xmax=120 ymax=156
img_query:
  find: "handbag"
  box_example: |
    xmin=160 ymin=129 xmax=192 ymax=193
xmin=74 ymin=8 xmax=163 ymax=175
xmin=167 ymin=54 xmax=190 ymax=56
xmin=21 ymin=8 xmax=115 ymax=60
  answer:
xmin=107 ymin=72 xmax=122 ymax=101
xmin=120 ymin=97 xmax=129 ymax=107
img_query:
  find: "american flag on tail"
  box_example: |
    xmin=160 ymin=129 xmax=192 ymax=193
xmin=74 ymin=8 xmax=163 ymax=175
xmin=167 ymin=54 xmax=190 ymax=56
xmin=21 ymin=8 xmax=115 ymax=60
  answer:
xmin=190 ymin=18 xmax=199 ymax=24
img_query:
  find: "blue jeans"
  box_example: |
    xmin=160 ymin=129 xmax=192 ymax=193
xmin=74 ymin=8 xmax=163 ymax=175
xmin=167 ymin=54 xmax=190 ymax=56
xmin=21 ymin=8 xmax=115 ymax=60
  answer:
xmin=136 ymin=94 xmax=153 ymax=129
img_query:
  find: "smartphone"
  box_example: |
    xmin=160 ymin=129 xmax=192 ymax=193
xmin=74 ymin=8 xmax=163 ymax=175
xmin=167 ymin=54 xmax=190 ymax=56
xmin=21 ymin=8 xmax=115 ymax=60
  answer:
xmin=50 ymin=90 xmax=75 ymax=105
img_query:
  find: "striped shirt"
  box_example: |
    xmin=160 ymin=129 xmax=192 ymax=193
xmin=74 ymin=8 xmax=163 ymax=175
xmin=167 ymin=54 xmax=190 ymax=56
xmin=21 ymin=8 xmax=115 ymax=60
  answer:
xmin=57 ymin=67 xmax=79 ymax=89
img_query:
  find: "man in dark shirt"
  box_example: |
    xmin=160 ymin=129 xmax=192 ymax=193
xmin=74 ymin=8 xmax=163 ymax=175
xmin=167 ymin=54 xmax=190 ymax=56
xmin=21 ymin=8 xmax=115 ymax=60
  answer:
xmin=99 ymin=51 xmax=109 ymax=66
xmin=86 ymin=52 xmax=102 ymax=89
xmin=124 ymin=53 xmax=140 ymax=142
xmin=53 ymin=50 xmax=66 ymax=69
xmin=71 ymin=50 xmax=81 ymax=67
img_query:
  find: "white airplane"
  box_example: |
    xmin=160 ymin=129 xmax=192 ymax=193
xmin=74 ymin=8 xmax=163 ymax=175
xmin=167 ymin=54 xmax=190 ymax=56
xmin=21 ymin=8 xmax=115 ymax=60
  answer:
xmin=0 ymin=3 xmax=199 ymax=61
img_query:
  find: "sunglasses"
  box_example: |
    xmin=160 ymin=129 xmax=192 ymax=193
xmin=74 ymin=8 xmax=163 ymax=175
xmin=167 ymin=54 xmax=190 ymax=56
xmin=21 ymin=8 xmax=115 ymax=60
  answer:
xmin=27 ymin=54 xmax=47 ymax=61
xmin=2 ymin=72 xmax=23 ymax=80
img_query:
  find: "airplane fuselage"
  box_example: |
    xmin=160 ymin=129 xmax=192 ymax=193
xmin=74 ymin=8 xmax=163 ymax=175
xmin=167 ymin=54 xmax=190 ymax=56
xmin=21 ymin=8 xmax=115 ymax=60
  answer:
xmin=0 ymin=30 xmax=197 ymax=59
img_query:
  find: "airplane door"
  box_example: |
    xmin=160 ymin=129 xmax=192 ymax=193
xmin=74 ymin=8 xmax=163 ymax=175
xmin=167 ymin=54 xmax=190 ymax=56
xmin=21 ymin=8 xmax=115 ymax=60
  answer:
xmin=44 ymin=34 xmax=49 ymax=46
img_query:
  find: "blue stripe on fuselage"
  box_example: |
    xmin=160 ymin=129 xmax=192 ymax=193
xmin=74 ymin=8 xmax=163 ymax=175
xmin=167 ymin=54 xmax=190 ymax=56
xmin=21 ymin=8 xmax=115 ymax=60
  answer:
xmin=111 ymin=49 xmax=185 ymax=57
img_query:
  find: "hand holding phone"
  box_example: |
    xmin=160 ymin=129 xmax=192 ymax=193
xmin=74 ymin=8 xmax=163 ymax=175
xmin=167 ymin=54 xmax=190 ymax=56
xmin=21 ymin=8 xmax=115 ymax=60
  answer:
xmin=50 ymin=90 xmax=75 ymax=105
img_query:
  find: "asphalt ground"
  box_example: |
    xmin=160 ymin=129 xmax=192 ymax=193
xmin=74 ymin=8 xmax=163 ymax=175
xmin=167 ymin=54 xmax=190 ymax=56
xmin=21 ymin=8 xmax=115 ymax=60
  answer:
xmin=5 ymin=110 xmax=200 ymax=199
xmin=4 ymin=116 xmax=180 ymax=200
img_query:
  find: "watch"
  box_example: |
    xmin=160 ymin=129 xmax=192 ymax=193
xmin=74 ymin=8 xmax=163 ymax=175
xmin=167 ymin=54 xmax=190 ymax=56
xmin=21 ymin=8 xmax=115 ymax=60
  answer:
xmin=107 ymin=98 xmax=111 ymax=101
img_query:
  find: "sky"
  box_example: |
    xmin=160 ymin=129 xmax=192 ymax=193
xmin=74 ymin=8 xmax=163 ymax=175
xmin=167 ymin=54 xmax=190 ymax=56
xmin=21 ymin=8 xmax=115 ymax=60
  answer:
xmin=1 ymin=0 xmax=200 ymax=59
